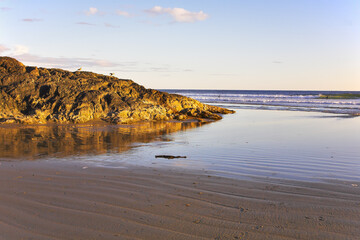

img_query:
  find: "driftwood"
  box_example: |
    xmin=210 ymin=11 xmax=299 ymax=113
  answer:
xmin=155 ymin=155 xmax=187 ymax=159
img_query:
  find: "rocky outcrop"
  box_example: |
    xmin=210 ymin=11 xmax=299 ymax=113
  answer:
xmin=0 ymin=57 xmax=234 ymax=124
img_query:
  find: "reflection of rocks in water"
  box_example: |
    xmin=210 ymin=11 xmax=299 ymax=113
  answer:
xmin=0 ymin=121 xmax=204 ymax=160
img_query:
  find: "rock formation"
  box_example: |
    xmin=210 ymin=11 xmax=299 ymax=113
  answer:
xmin=0 ymin=57 xmax=234 ymax=124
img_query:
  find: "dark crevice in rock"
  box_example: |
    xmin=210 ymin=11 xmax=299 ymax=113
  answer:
xmin=39 ymin=85 xmax=51 ymax=98
xmin=103 ymin=94 xmax=112 ymax=105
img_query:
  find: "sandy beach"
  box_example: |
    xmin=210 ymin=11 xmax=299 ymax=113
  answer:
xmin=0 ymin=160 xmax=359 ymax=240
xmin=2 ymin=0 xmax=360 ymax=239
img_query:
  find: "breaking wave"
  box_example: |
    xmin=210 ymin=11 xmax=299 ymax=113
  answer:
xmin=162 ymin=90 xmax=360 ymax=115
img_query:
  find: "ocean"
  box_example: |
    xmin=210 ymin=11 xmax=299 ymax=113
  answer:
xmin=162 ymin=90 xmax=360 ymax=115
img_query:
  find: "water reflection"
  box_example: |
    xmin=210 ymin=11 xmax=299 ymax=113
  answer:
xmin=0 ymin=121 xmax=205 ymax=160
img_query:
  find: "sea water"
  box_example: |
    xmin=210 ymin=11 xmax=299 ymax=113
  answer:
xmin=0 ymin=90 xmax=359 ymax=182
xmin=163 ymin=89 xmax=360 ymax=115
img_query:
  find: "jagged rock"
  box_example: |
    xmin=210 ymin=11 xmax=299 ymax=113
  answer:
xmin=0 ymin=57 xmax=234 ymax=124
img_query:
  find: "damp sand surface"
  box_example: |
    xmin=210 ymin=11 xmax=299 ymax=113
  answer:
xmin=0 ymin=160 xmax=359 ymax=240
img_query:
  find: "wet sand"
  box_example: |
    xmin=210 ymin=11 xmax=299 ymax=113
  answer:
xmin=0 ymin=161 xmax=359 ymax=240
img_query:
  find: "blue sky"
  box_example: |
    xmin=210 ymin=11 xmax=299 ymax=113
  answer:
xmin=1 ymin=0 xmax=359 ymax=90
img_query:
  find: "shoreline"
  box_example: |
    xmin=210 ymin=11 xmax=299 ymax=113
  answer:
xmin=0 ymin=160 xmax=359 ymax=239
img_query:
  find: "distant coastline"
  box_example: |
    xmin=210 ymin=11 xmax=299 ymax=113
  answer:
xmin=319 ymin=93 xmax=360 ymax=99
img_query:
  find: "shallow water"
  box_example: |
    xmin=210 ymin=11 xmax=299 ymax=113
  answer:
xmin=1 ymin=108 xmax=359 ymax=183
xmin=106 ymin=109 xmax=360 ymax=182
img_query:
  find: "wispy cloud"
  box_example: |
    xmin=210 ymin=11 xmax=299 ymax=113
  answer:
xmin=104 ymin=23 xmax=120 ymax=28
xmin=0 ymin=7 xmax=11 ymax=11
xmin=0 ymin=44 xmax=10 ymax=54
xmin=116 ymin=10 xmax=130 ymax=17
xmin=22 ymin=18 xmax=43 ymax=22
xmin=1 ymin=44 xmax=123 ymax=69
xmin=13 ymin=45 xmax=29 ymax=55
xmin=85 ymin=7 xmax=98 ymax=16
xmin=2 ymin=44 xmax=185 ymax=74
xmin=150 ymin=67 xmax=170 ymax=72
xmin=145 ymin=6 xmax=208 ymax=23
xmin=209 ymin=73 xmax=238 ymax=77
xmin=16 ymin=53 xmax=188 ymax=73
xmin=76 ymin=21 xmax=96 ymax=26
xmin=14 ymin=53 xmax=125 ymax=69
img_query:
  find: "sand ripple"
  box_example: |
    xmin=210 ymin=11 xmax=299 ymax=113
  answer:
xmin=0 ymin=161 xmax=359 ymax=239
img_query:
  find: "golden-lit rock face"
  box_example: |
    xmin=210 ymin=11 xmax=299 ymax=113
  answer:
xmin=0 ymin=121 xmax=204 ymax=160
xmin=0 ymin=57 xmax=234 ymax=124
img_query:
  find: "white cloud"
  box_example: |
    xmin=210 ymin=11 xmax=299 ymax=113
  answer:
xmin=85 ymin=7 xmax=98 ymax=16
xmin=76 ymin=22 xmax=96 ymax=26
xmin=94 ymin=59 xmax=119 ymax=67
xmin=3 ymin=44 xmax=121 ymax=68
xmin=22 ymin=18 xmax=43 ymax=22
xmin=13 ymin=45 xmax=29 ymax=55
xmin=13 ymin=54 xmax=122 ymax=69
xmin=13 ymin=53 xmax=182 ymax=73
xmin=116 ymin=10 xmax=130 ymax=17
xmin=146 ymin=6 xmax=208 ymax=23
xmin=0 ymin=44 xmax=10 ymax=54
xmin=104 ymin=23 xmax=120 ymax=28
xmin=2 ymin=44 xmax=179 ymax=74
xmin=0 ymin=7 xmax=11 ymax=11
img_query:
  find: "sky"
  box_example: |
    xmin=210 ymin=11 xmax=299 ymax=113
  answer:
xmin=1 ymin=0 xmax=359 ymax=90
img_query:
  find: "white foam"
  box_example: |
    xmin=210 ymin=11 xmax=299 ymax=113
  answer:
xmin=170 ymin=91 xmax=360 ymax=115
